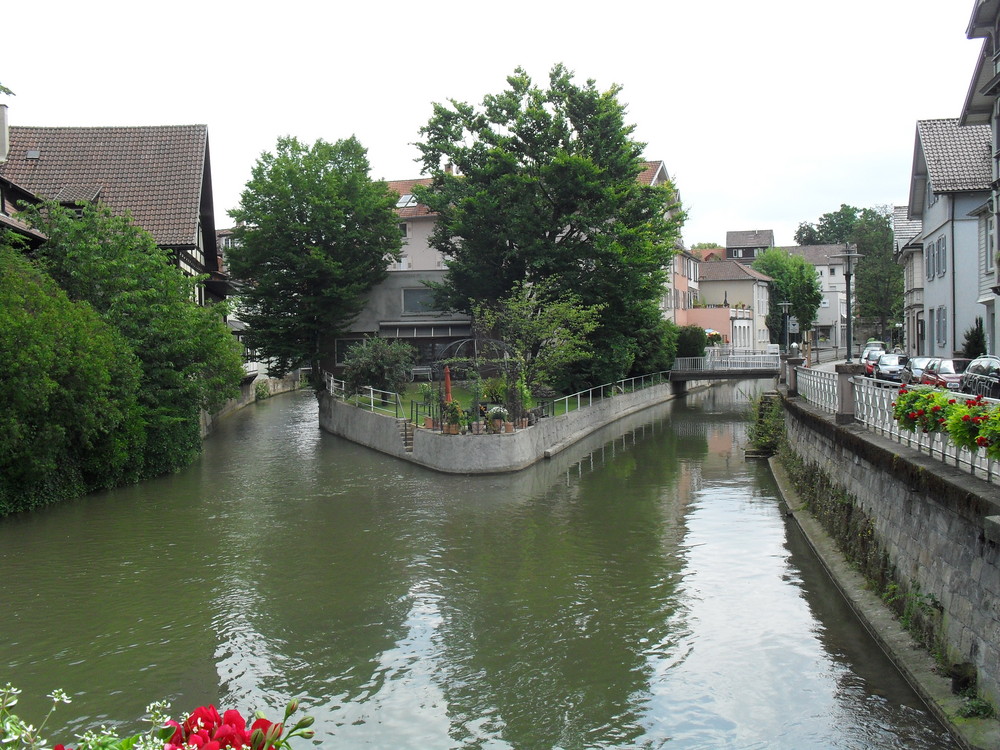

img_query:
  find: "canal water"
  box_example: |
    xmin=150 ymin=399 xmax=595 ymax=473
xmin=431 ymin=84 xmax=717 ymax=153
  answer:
xmin=1 ymin=383 xmax=957 ymax=748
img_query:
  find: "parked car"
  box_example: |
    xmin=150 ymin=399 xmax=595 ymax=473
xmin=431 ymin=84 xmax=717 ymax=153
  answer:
xmin=959 ymin=354 xmax=1000 ymax=399
xmin=900 ymin=355 xmax=933 ymax=385
xmin=919 ymin=358 xmax=972 ymax=390
xmin=873 ymin=353 xmax=909 ymax=382
xmin=863 ymin=348 xmax=885 ymax=377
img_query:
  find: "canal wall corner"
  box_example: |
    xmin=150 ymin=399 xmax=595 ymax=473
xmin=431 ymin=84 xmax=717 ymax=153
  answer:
xmin=200 ymin=372 xmax=303 ymax=438
xmin=317 ymin=381 xmax=702 ymax=474
xmin=775 ymin=389 xmax=1000 ymax=749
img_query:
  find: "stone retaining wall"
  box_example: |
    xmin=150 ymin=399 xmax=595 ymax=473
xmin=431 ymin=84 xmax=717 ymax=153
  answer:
xmin=200 ymin=372 xmax=302 ymax=437
xmin=317 ymin=382 xmax=689 ymax=474
xmin=781 ymin=393 xmax=1000 ymax=708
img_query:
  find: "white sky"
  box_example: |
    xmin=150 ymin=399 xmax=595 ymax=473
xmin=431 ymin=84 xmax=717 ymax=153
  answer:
xmin=2 ymin=0 xmax=984 ymax=247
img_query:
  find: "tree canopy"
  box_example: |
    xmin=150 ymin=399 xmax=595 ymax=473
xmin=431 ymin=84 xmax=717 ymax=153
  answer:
xmin=0 ymin=241 xmax=142 ymax=513
xmin=752 ymin=248 xmax=823 ymax=342
xmin=414 ymin=64 xmax=684 ymax=387
xmin=227 ymin=136 xmax=402 ymax=382
xmin=851 ymin=206 xmax=900 ymax=341
xmin=794 ymin=204 xmax=861 ymax=245
xmin=24 ymin=202 xmax=245 ymax=478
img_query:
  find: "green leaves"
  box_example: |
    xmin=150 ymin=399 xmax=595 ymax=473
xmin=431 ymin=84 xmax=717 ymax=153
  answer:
xmin=752 ymin=248 xmax=824 ymax=342
xmin=415 ymin=64 xmax=684 ymax=388
xmin=228 ymin=136 xmax=402 ymax=381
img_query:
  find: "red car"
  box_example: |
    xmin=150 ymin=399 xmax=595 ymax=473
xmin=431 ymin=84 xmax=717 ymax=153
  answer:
xmin=919 ymin=358 xmax=972 ymax=390
xmin=863 ymin=349 xmax=884 ymax=377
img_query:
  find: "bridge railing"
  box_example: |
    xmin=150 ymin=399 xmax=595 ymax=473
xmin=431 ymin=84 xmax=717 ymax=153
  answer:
xmin=325 ymin=372 xmax=404 ymax=418
xmin=673 ymin=354 xmax=780 ymax=371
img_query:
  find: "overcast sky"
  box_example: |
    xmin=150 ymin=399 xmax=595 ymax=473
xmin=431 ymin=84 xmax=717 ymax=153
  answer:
xmin=2 ymin=0 xmax=984 ymax=247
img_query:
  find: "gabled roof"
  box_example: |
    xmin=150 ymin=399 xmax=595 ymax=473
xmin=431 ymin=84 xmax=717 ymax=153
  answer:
xmin=726 ymin=229 xmax=774 ymax=249
xmin=910 ymin=119 xmax=991 ymax=206
xmin=638 ymin=160 xmax=669 ymax=186
xmin=387 ymin=177 xmax=433 ymax=218
xmin=697 ymin=259 xmax=772 ymax=283
xmin=0 ymin=125 xmax=211 ymax=247
xmin=892 ymin=206 xmax=922 ymax=255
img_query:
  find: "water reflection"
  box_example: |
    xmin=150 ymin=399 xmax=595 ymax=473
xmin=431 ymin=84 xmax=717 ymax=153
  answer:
xmin=0 ymin=384 xmax=955 ymax=748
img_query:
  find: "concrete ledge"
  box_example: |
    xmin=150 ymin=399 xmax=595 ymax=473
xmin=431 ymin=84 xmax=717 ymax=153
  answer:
xmin=318 ymin=380 xmax=713 ymax=474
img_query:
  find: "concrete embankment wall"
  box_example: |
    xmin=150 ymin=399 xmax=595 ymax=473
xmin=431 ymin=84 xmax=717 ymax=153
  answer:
xmin=317 ymin=381 xmax=693 ymax=474
xmin=781 ymin=393 xmax=1000 ymax=709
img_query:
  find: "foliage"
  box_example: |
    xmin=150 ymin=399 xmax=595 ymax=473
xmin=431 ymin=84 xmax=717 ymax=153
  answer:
xmin=0 ymin=82 xmax=13 ymax=96
xmin=414 ymin=63 xmax=684 ymax=387
xmin=341 ymin=337 xmax=415 ymax=397
xmin=228 ymin=136 xmax=402 ymax=382
xmin=255 ymin=380 xmax=271 ymax=402
xmin=482 ymin=377 xmax=507 ymax=404
xmin=487 ymin=405 xmax=509 ymax=422
xmin=752 ymin=247 xmax=823 ymax=341
xmin=747 ymin=393 xmax=784 ymax=454
xmin=794 ymin=204 xmax=860 ymax=245
xmin=943 ymin=395 xmax=990 ymax=451
xmin=442 ymin=399 xmax=463 ymax=426
xmin=961 ymin=317 xmax=987 ymax=358
xmin=630 ymin=316 xmax=678 ymax=374
xmin=23 ymin=203 xmax=244 ymax=478
xmin=676 ymin=325 xmax=707 ymax=358
xmin=690 ymin=242 xmax=722 ymax=250
xmin=851 ymin=206 xmax=900 ymax=341
xmin=892 ymin=386 xmax=955 ymax=433
xmin=472 ymin=279 xmax=602 ymax=390
xmin=0 ymin=243 xmax=145 ymax=513
xmin=0 ymin=684 xmax=314 ymax=750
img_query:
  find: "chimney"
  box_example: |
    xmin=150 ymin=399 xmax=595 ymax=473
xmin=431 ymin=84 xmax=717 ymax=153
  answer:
xmin=0 ymin=104 xmax=8 ymax=163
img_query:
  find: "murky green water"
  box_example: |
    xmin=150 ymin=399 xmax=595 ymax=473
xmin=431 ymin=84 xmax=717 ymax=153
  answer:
xmin=0 ymin=383 xmax=956 ymax=748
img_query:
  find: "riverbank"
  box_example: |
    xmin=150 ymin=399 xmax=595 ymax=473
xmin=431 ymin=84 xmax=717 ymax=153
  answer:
xmin=768 ymin=456 xmax=999 ymax=750
xmin=318 ymin=379 xmax=715 ymax=474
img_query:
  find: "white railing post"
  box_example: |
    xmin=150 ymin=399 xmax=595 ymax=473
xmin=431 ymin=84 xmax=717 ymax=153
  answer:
xmin=834 ymin=363 xmax=864 ymax=424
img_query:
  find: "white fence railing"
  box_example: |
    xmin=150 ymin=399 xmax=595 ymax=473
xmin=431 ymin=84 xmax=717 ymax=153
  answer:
xmin=848 ymin=377 xmax=1000 ymax=484
xmin=794 ymin=368 xmax=838 ymax=413
xmin=543 ymin=372 xmax=670 ymax=418
xmin=673 ymin=354 xmax=781 ymax=371
xmin=324 ymin=373 xmax=404 ymax=418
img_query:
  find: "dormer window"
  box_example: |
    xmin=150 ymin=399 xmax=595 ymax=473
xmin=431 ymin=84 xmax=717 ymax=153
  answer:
xmin=395 ymin=194 xmax=417 ymax=208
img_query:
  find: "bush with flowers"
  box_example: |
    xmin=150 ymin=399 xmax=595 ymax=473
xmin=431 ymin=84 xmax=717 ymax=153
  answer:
xmin=892 ymin=386 xmax=956 ymax=433
xmin=0 ymin=684 xmax=314 ymax=750
xmin=943 ymin=393 xmax=992 ymax=452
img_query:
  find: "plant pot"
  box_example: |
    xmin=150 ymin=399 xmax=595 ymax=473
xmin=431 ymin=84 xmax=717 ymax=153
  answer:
xmin=472 ymin=422 xmax=483 ymax=434
xmin=504 ymin=421 xmax=514 ymax=433
xmin=447 ymin=423 xmax=460 ymax=435
xmin=518 ymin=418 xmax=528 ymax=429
xmin=423 ymin=416 xmax=434 ymax=429
xmin=492 ymin=419 xmax=503 ymax=432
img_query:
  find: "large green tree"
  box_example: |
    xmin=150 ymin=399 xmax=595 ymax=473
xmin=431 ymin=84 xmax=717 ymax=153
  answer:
xmin=228 ymin=136 xmax=402 ymax=383
xmin=414 ymin=64 xmax=684 ymax=387
xmin=0 ymin=240 xmax=143 ymax=514
xmin=752 ymin=247 xmax=823 ymax=343
xmin=794 ymin=204 xmax=861 ymax=245
xmin=24 ymin=202 xmax=244 ymax=477
xmin=851 ymin=206 xmax=900 ymax=342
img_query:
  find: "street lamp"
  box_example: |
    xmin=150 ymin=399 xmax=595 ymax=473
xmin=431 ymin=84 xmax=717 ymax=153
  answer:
xmin=832 ymin=246 xmax=864 ymax=364
xmin=778 ymin=301 xmax=792 ymax=353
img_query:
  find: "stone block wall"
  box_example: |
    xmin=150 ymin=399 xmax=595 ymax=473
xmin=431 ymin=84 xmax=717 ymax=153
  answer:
xmin=782 ymin=394 xmax=1000 ymax=707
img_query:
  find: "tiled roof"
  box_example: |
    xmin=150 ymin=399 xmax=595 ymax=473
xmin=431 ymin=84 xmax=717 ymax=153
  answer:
xmin=916 ymin=119 xmax=991 ymax=192
xmin=0 ymin=125 xmax=210 ymax=246
xmin=697 ymin=260 xmax=772 ymax=282
xmin=774 ymin=244 xmax=853 ymax=266
xmin=892 ymin=205 xmax=922 ymax=249
xmin=638 ymin=160 xmax=667 ymax=186
xmin=726 ymin=229 xmax=774 ymax=249
xmin=387 ymin=177 xmax=434 ymax=218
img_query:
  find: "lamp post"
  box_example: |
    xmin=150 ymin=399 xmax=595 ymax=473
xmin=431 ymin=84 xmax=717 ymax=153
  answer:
xmin=778 ymin=301 xmax=792 ymax=354
xmin=832 ymin=247 xmax=864 ymax=364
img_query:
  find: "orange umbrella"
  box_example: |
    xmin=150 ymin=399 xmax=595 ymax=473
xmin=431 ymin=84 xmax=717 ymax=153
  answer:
xmin=444 ymin=365 xmax=452 ymax=402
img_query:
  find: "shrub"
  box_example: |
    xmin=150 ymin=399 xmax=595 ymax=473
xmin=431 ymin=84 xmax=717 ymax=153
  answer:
xmin=341 ymin=337 xmax=415 ymax=396
xmin=676 ymin=325 xmax=708 ymax=358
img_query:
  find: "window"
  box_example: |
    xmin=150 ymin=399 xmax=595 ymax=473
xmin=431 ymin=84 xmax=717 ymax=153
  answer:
xmin=395 ymin=194 xmax=417 ymax=208
xmin=399 ymin=222 xmax=409 ymax=239
xmin=936 ymin=236 xmax=947 ymax=276
xmin=829 ymin=266 xmax=836 ymax=276
xmin=402 ymin=287 xmax=437 ymax=314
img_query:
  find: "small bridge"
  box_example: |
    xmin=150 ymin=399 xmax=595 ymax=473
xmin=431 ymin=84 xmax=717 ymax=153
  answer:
xmin=669 ymin=354 xmax=781 ymax=384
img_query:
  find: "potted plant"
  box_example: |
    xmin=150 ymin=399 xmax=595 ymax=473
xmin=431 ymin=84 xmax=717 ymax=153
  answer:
xmin=442 ymin=400 xmax=462 ymax=434
xmin=487 ymin=405 xmax=508 ymax=432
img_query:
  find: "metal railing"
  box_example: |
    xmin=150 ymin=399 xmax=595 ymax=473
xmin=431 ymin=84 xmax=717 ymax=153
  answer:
xmin=795 ymin=367 xmax=838 ymax=413
xmin=324 ymin=373 xmax=404 ymax=418
xmin=673 ymin=354 xmax=780 ymax=371
xmin=539 ymin=371 xmax=670 ymax=418
xmin=851 ymin=378 xmax=1000 ymax=484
